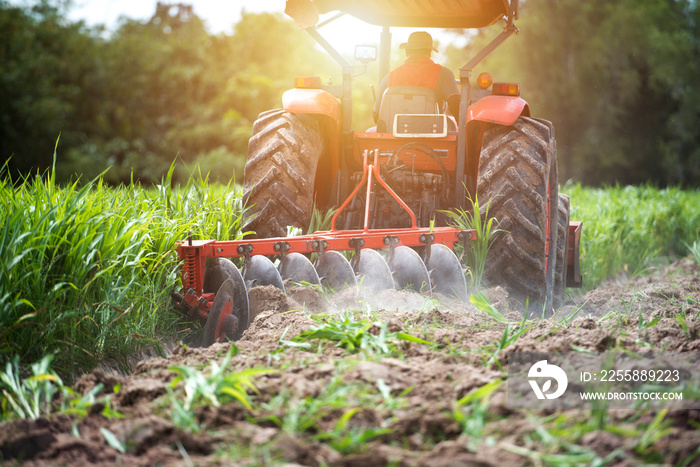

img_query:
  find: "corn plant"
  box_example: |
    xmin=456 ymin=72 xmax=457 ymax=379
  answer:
xmin=307 ymin=205 xmax=337 ymax=234
xmin=442 ymin=194 xmax=502 ymax=288
xmin=470 ymin=292 xmax=507 ymax=323
xmin=260 ymin=369 xmax=359 ymax=436
xmin=313 ymin=407 xmax=394 ymax=455
xmin=167 ymin=346 xmax=272 ymax=432
xmin=503 ymin=418 xmax=623 ymax=466
xmin=282 ymin=313 xmax=432 ymax=357
xmin=481 ymin=316 xmax=535 ymax=369
xmin=0 ymin=354 xmax=121 ymax=421
xmin=685 ymin=240 xmax=700 ymax=266
xmin=0 ymin=354 xmax=62 ymax=420
xmin=452 ymin=379 xmax=501 ymax=450
xmin=169 ymin=346 xmax=271 ymax=412
xmin=634 ymin=409 xmax=674 ymax=456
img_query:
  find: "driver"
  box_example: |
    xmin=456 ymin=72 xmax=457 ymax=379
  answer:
xmin=372 ymin=31 xmax=460 ymax=124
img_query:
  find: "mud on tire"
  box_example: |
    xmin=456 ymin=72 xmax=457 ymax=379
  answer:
xmin=477 ymin=117 xmax=559 ymax=317
xmin=242 ymin=109 xmax=323 ymax=238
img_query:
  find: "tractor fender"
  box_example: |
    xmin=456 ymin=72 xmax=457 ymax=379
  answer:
xmin=282 ymin=88 xmax=341 ymax=123
xmin=281 ymin=87 xmax=342 ymax=209
xmin=466 ymin=95 xmax=530 ymax=126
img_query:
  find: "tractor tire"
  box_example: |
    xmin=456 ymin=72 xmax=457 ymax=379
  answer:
xmin=477 ymin=117 xmax=559 ymax=317
xmin=242 ymin=109 xmax=323 ymax=238
xmin=553 ymin=193 xmax=570 ymax=310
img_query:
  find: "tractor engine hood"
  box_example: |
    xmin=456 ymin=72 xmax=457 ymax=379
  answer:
xmin=285 ymin=0 xmax=514 ymax=29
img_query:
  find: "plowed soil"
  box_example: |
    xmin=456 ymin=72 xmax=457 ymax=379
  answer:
xmin=2 ymin=258 xmax=699 ymax=466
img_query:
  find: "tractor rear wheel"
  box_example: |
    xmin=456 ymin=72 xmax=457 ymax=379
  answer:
xmin=553 ymin=193 xmax=570 ymax=309
xmin=477 ymin=117 xmax=559 ymax=317
xmin=242 ymin=110 xmax=323 ymax=238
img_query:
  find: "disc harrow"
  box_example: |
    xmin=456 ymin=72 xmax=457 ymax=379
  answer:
xmin=173 ymin=231 xmax=473 ymax=345
xmin=172 ymin=150 xmax=476 ymax=346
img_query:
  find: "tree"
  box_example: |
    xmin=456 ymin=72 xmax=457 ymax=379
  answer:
xmin=1 ymin=2 xmax=336 ymax=184
xmin=446 ymin=0 xmax=700 ymax=186
xmin=0 ymin=1 xmax=102 ymax=177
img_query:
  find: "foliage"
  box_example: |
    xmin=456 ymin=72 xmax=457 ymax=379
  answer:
xmin=451 ymin=379 xmax=501 ymax=449
xmin=567 ymin=183 xmax=700 ymax=288
xmin=483 ymin=319 xmax=535 ymax=369
xmin=306 ymin=205 xmax=337 ymax=234
xmin=260 ymin=366 xmax=393 ymax=454
xmin=1 ymin=354 xmax=62 ymax=420
xmin=442 ymin=195 xmax=502 ymax=288
xmin=0 ymin=158 xmax=247 ymax=377
xmin=260 ymin=367 xmax=359 ymax=435
xmin=469 ymin=292 xmax=507 ymax=323
xmin=685 ymin=240 xmax=700 ymax=266
xmin=4 ymin=1 xmax=700 ymax=186
xmin=446 ymin=0 xmax=700 ymax=186
xmin=282 ymin=313 xmax=432 ymax=357
xmin=313 ymin=407 xmax=393 ymax=455
xmin=504 ymin=419 xmax=621 ymax=466
xmin=167 ymin=346 xmax=273 ymax=432
xmin=169 ymin=346 xmax=269 ymax=411
xmin=0 ymin=353 xmax=121 ymax=421
xmin=0 ymin=2 xmax=335 ymax=185
xmin=0 ymin=0 xmax=99 ymax=177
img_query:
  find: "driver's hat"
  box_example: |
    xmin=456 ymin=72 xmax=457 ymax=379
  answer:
xmin=400 ymin=31 xmax=438 ymax=52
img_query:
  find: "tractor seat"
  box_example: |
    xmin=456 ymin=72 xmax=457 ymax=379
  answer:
xmin=377 ymin=86 xmax=439 ymax=133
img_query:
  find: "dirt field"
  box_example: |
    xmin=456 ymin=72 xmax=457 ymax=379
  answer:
xmin=1 ymin=258 xmax=699 ymax=466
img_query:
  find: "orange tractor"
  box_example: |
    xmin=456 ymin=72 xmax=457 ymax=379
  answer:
xmin=173 ymin=0 xmax=582 ymax=345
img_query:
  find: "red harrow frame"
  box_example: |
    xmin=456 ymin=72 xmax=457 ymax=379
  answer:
xmin=173 ymin=150 xmax=476 ymax=344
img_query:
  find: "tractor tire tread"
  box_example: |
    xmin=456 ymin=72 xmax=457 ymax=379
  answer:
xmin=477 ymin=117 xmax=559 ymax=315
xmin=243 ymin=110 xmax=322 ymax=238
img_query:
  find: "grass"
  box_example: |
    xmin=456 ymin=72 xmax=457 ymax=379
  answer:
xmin=0 ymin=353 xmax=122 ymax=421
xmin=167 ymin=345 xmax=272 ymax=432
xmin=451 ymin=379 xmax=502 ymax=449
xmin=281 ymin=312 xmax=433 ymax=357
xmin=686 ymin=240 xmax=700 ymax=266
xmin=566 ymin=183 xmax=700 ymax=288
xmin=442 ymin=194 xmax=502 ymax=288
xmin=0 ymin=156 xmax=248 ymax=377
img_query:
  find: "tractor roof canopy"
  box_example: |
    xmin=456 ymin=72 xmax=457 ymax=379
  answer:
xmin=286 ymin=0 xmax=513 ymax=29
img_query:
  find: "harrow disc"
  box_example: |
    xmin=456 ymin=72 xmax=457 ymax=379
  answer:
xmin=355 ymin=248 xmax=395 ymax=292
xmin=389 ymin=246 xmax=432 ymax=296
xmin=426 ymin=244 xmax=468 ymax=301
xmin=316 ymin=250 xmax=357 ymax=291
xmin=202 ymin=259 xmax=249 ymax=345
xmin=244 ymin=255 xmax=285 ymax=292
xmin=279 ymin=252 xmax=320 ymax=285
xmin=203 ymin=257 xmax=243 ymax=295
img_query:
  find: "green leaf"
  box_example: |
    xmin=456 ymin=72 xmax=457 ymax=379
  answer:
xmin=100 ymin=427 xmax=125 ymax=454
xmin=394 ymin=332 xmax=433 ymax=345
xmin=470 ymin=293 xmax=507 ymax=323
xmin=456 ymin=379 xmax=502 ymax=407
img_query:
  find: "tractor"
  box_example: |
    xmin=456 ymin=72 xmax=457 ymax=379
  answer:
xmin=172 ymin=0 xmax=582 ymax=346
